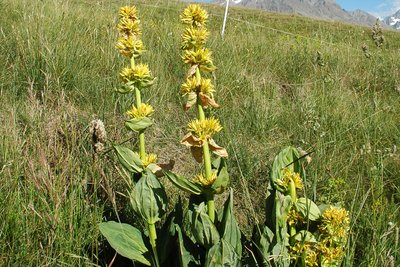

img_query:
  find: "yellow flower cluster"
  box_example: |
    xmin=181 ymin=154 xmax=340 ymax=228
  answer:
xmin=116 ymin=36 xmax=145 ymax=58
xmin=319 ymin=206 xmax=350 ymax=241
xmin=317 ymin=240 xmax=345 ymax=265
xmin=180 ymin=4 xmax=208 ymax=27
xmin=120 ymin=64 xmax=154 ymax=87
xmin=276 ymin=168 xmax=303 ymax=192
xmin=181 ymin=76 xmax=214 ymax=95
xmin=116 ymin=6 xmax=144 ymax=58
xmin=187 ymin=117 xmax=222 ymax=141
xmin=195 ymin=171 xmax=217 ymax=187
xmin=180 ymin=4 xmax=216 ymax=73
xmin=290 ymin=242 xmax=319 ymax=267
xmin=181 ymin=27 xmax=209 ymax=50
xmin=182 ymin=48 xmax=216 ymax=73
xmin=287 ymin=208 xmax=305 ymax=227
xmin=142 ymin=153 xmax=157 ymax=167
xmin=126 ymin=103 xmax=154 ymax=119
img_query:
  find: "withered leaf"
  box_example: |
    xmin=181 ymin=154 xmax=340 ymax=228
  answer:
xmin=209 ymin=138 xmax=228 ymax=158
xmin=186 ymin=64 xmax=198 ymax=78
xmin=183 ymin=92 xmax=197 ymax=111
xmin=181 ymin=133 xmax=203 ymax=147
xmin=191 ymin=146 xmax=203 ymax=163
xmin=199 ymin=93 xmax=220 ymax=108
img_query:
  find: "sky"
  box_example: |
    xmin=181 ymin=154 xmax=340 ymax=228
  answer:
xmin=196 ymin=0 xmax=400 ymax=18
xmin=336 ymin=0 xmax=400 ymax=17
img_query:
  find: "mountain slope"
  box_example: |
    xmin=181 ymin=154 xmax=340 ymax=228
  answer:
xmin=213 ymin=0 xmax=377 ymax=26
xmin=384 ymin=9 xmax=400 ymax=30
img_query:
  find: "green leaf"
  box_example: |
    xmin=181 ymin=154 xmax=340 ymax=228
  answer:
xmin=252 ymin=225 xmax=275 ymax=262
xmin=211 ymin=157 xmax=229 ymax=194
xmin=157 ymin=199 xmax=200 ymax=266
xmin=273 ymin=192 xmax=292 ymax=246
xmin=190 ymin=202 xmax=220 ymax=248
xmin=293 ymin=230 xmax=317 ymax=243
xmin=271 ymin=243 xmax=291 ymax=267
xmin=125 ymin=117 xmax=153 ymax=132
xmin=130 ymin=171 xmax=167 ymax=224
xmin=114 ymin=145 xmax=143 ymax=173
xmin=99 ymin=221 xmax=151 ymax=266
xmin=295 ymin=198 xmax=321 ymax=221
xmin=270 ymin=146 xmax=302 ymax=192
xmin=176 ymin=224 xmax=200 ymax=267
xmin=164 ymin=171 xmax=203 ymax=195
xmin=116 ymin=83 xmax=134 ymax=94
xmin=220 ymin=189 xmax=242 ymax=258
xmin=205 ymin=239 xmax=240 ymax=267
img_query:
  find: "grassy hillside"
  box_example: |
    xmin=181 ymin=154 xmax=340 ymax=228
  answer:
xmin=1 ymin=0 xmax=399 ymax=266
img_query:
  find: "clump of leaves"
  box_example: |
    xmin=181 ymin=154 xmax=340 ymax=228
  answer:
xmin=248 ymin=147 xmax=350 ymax=267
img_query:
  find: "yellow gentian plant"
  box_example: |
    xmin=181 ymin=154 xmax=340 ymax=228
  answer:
xmin=99 ymin=6 xmax=166 ymax=267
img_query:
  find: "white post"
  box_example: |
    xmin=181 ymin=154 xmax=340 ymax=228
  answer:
xmin=221 ymin=0 xmax=230 ymax=38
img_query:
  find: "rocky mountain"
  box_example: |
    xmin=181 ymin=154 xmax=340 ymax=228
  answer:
xmin=384 ymin=9 xmax=400 ymax=30
xmin=213 ymin=0 xmax=378 ymax=26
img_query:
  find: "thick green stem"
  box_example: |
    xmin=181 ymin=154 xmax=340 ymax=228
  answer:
xmin=134 ymin=87 xmax=146 ymax=160
xmin=289 ymin=178 xmax=297 ymax=237
xmin=130 ymin=56 xmax=146 ymax=160
xmin=148 ymin=223 xmax=160 ymax=267
xmin=206 ymin=193 xmax=215 ymax=223
xmin=195 ymin=68 xmax=215 ymax=222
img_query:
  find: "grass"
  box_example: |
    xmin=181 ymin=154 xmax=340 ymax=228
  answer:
xmin=1 ymin=0 xmax=399 ymax=266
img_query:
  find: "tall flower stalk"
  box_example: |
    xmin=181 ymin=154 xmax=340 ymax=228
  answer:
xmin=178 ymin=4 xmax=227 ymax=222
xmin=99 ymin=6 xmax=165 ymax=267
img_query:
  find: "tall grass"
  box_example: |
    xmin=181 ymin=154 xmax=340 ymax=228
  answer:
xmin=1 ymin=0 xmax=399 ymax=266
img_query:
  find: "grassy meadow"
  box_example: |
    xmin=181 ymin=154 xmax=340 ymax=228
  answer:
xmin=1 ymin=0 xmax=399 ymax=266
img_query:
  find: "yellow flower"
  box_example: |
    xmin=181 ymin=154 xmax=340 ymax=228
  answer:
xmin=195 ymin=171 xmax=217 ymax=187
xmin=180 ymin=4 xmax=208 ymax=27
xmin=116 ymin=36 xmax=145 ymax=58
xmin=187 ymin=117 xmax=222 ymax=141
xmin=290 ymin=242 xmax=319 ymax=267
xmin=318 ymin=240 xmax=345 ymax=265
xmin=287 ymin=208 xmax=305 ymax=227
xmin=181 ymin=77 xmax=214 ymax=95
xmin=117 ymin=17 xmax=141 ymax=37
xmin=182 ymin=48 xmax=216 ymax=72
xmin=319 ymin=206 xmax=350 ymax=242
xmin=181 ymin=26 xmax=209 ymax=50
xmin=120 ymin=64 xmax=154 ymax=87
xmin=142 ymin=153 xmax=157 ymax=168
xmin=276 ymin=168 xmax=303 ymax=191
xmin=119 ymin=6 xmax=138 ymax=21
xmin=126 ymin=103 xmax=154 ymax=119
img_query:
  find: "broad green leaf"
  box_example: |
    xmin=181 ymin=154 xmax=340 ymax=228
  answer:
xmin=293 ymin=230 xmax=317 ymax=243
xmin=205 ymin=239 xmax=240 ymax=267
xmin=114 ymin=145 xmax=143 ymax=173
xmin=125 ymin=117 xmax=153 ymax=132
xmin=157 ymin=199 xmax=199 ymax=266
xmin=295 ymin=198 xmax=321 ymax=221
xmin=190 ymin=202 xmax=220 ymax=248
xmin=252 ymin=225 xmax=274 ymax=261
xmin=270 ymin=146 xmax=302 ymax=192
xmin=220 ymin=189 xmax=242 ymax=258
xmin=164 ymin=171 xmax=203 ymax=195
xmin=99 ymin=221 xmax=151 ymax=266
xmin=273 ymin=192 xmax=292 ymax=246
xmin=130 ymin=171 xmax=167 ymax=224
xmin=176 ymin=224 xmax=200 ymax=267
xmin=271 ymin=243 xmax=291 ymax=267
xmin=211 ymin=157 xmax=229 ymax=194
